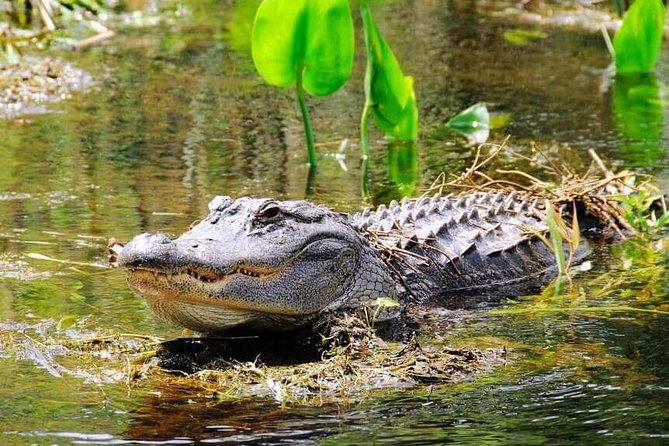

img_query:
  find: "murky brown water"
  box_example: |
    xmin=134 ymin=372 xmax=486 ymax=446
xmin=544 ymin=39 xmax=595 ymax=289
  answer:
xmin=0 ymin=0 xmax=667 ymax=444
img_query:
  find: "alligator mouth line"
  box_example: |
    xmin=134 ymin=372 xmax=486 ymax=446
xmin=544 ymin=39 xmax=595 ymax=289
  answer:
xmin=127 ymin=264 xmax=282 ymax=284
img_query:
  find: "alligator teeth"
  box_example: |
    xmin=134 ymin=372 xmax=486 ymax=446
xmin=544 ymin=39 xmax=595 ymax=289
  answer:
xmin=237 ymin=267 xmax=262 ymax=278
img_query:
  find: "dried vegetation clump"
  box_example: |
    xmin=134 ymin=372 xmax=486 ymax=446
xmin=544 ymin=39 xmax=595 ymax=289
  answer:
xmin=426 ymin=140 xmax=667 ymax=238
xmin=0 ymin=314 xmax=503 ymax=405
xmin=0 ymin=57 xmax=92 ymax=118
xmin=133 ymin=315 xmax=503 ymax=405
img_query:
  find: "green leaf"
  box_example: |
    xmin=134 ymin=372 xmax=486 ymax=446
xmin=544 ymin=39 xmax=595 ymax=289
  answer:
xmin=503 ymin=28 xmax=548 ymax=46
xmin=57 ymin=315 xmax=78 ymax=330
xmin=613 ymin=0 xmax=666 ymax=74
xmin=361 ymin=2 xmax=418 ymax=141
xmin=251 ymin=0 xmax=354 ymax=96
xmin=446 ymin=103 xmax=490 ymax=144
xmin=545 ymin=200 xmax=566 ymax=276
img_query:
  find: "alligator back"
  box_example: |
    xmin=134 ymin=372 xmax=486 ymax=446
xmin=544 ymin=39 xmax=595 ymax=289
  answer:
xmin=350 ymin=191 xmax=587 ymax=301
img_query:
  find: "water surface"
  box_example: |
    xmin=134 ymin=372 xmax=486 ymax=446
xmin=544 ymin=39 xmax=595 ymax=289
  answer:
xmin=0 ymin=0 xmax=667 ymax=444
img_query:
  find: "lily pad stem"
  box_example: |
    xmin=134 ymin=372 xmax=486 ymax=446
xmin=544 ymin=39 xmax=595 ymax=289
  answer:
xmin=296 ymin=66 xmax=317 ymax=169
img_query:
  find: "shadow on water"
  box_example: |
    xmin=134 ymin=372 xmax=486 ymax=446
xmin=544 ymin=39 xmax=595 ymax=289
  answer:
xmin=156 ymin=333 xmax=321 ymax=373
xmin=0 ymin=0 xmax=668 ymax=444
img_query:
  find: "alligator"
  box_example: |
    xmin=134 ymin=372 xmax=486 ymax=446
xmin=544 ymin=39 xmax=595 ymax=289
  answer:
xmin=114 ymin=190 xmax=602 ymax=333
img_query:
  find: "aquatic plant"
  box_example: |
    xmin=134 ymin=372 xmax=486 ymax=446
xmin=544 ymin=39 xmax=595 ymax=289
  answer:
xmin=359 ymin=1 xmax=418 ymax=161
xmin=251 ymin=0 xmax=355 ymax=169
xmin=251 ymin=0 xmax=418 ymax=170
xmin=617 ymin=183 xmax=669 ymax=233
xmin=609 ymin=0 xmax=666 ymax=74
xmin=445 ymin=103 xmax=491 ymax=145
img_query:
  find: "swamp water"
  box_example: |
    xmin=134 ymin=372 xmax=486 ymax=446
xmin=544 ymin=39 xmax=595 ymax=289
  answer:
xmin=0 ymin=1 xmax=668 ymax=444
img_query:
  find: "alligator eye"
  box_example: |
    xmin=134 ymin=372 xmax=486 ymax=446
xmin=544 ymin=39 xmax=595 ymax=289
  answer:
xmin=256 ymin=204 xmax=283 ymax=223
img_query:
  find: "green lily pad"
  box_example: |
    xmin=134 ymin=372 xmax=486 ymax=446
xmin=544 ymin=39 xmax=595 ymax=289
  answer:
xmin=446 ymin=103 xmax=490 ymax=144
xmin=251 ymin=0 xmax=354 ymax=96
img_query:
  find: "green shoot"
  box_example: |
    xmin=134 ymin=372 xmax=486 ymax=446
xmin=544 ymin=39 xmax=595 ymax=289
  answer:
xmin=545 ymin=201 xmax=567 ymax=276
xmin=360 ymin=1 xmax=418 ymax=162
xmin=531 ymin=201 xmax=582 ymax=277
xmin=503 ymin=28 xmax=547 ymax=46
xmin=617 ymin=185 xmax=669 ymax=234
xmin=612 ymin=0 xmax=666 ymax=74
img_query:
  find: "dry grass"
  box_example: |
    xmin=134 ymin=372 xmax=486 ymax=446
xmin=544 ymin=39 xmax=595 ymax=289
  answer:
xmin=423 ymin=139 xmax=647 ymax=237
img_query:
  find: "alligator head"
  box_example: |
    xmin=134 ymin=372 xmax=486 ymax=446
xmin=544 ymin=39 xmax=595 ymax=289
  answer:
xmin=117 ymin=196 xmax=395 ymax=332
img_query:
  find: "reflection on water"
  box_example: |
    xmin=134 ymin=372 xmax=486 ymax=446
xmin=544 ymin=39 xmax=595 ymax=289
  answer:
xmin=0 ymin=0 xmax=667 ymax=444
xmin=612 ymin=73 xmax=667 ymax=168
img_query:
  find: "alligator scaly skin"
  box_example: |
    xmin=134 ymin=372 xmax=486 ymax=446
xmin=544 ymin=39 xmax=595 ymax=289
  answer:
xmin=117 ymin=190 xmax=592 ymax=331
xmin=350 ymin=191 xmax=581 ymax=300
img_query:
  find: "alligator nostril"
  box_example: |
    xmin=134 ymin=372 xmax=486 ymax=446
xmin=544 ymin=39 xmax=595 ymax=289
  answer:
xmin=208 ymin=196 xmax=233 ymax=213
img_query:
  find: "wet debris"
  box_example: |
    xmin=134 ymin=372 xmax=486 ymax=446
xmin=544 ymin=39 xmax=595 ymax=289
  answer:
xmin=132 ymin=315 xmax=504 ymax=405
xmin=0 ymin=315 xmax=504 ymax=405
xmin=0 ymin=57 xmax=92 ymax=119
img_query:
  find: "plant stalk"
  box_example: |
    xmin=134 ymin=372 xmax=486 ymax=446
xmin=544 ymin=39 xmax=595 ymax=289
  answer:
xmin=360 ymin=100 xmax=371 ymax=161
xmin=296 ymin=67 xmax=317 ymax=169
xmin=600 ymin=24 xmax=616 ymax=62
xmin=360 ymin=97 xmax=372 ymax=200
xmin=360 ymin=0 xmax=374 ymax=164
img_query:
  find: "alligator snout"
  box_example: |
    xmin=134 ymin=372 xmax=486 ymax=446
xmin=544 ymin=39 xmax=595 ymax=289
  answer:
xmin=112 ymin=232 xmax=178 ymax=270
xmin=129 ymin=232 xmax=173 ymax=247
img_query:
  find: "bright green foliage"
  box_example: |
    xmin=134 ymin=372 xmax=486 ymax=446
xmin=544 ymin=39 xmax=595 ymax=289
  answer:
xmin=446 ymin=103 xmax=490 ymax=144
xmin=252 ymin=0 xmax=354 ymax=96
xmin=613 ymin=0 xmax=666 ymax=74
xmin=618 ymin=186 xmax=669 ymax=233
xmin=361 ymin=2 xmax=418 ymax=141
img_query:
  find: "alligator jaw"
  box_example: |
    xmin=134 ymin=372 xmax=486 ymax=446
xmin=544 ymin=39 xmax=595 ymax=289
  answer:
xmin=124 ymin=263 xmax=291 ymax=310
xmin=126 ymin=263 xmax=282 ymax=284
